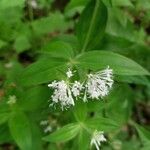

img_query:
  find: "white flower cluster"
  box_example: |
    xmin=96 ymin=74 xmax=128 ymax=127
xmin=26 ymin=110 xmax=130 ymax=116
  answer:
xmin=40 ymin=120 xmax=52 ymax=133
xmin=91 ymin=130 xmax=106 ymax=150
xmin=7 ymin=95 xmax=17 ymax=105
xmin=28 ymin=0 xmax=38 ymax=9
xmin=85 ymin=67 xmax=113 ymax=99
xmin=48 ymin=67 xmax=113 ymax=110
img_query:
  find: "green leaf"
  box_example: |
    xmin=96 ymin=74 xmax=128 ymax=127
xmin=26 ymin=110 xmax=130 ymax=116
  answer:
xmin=112 ymin=0 xmax=133 ymax=7
xmin=43 ymin=123 xmax=80 ymax=143
xmin=0 ymin=101 xmax=10 ymax=125
xmin=8 ymin=111 xmax=32 ymax=150
xmin=133 ymin=123 xmax=150 ymax=146
xmin=136 ymin=0 xmax=150 ymax=10
xmin=73 ymin=101 xmax=87 ymax=122
xmin=18 ymin=58 xmax=67 ymax=86
xmin=0 ymin=125 xmax=12 ymax=144
xmin=76 ymin=51 xmax=149 ymax=75
xmin=14 ymin=35 xmax=31 ymax=53
xmin=31 ymin=12 xmax=68 ymax=35
xmin=106 ymin=85 xmax=133 ymax=126
xmin=0 ymin=39 xmax=7 ymax=48
xmin=0 ymin=0 xmax=25 ymax=9
xmin=41 ymin=41 xmax=74 ymax=59
xmin=19 ymin=86 xmax=49 ymax=111
xmin=65 ymin=0 xmax=89 ymax=17
xmin=30 ymin=121 xmax=43 ymax=150
xmin=76 ymin=129 xmax=90 ymax=150
xmin=66 ymin=0 xmax=88 ymax=11
xmin=85 ymin=117 xmax=119 ymax=131
xmin=0 ymin=112 xmax=9 ymax=125
xmin=116 ymin=75 xmax=150 ymax=86
xmin=76 ymin=0 xmax=107 ymax=51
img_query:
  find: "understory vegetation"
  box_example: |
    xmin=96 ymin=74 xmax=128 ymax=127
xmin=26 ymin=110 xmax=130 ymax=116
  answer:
xmin=0 ymin=0 xmax=150 ymax=150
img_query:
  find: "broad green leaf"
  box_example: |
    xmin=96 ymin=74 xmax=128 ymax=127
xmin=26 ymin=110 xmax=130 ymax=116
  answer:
xmin=76 ymin=0 xmax=107 ymax=51
xmin=72 ymin=101 xmax=87 ymax=122
xmin=133 ymin=123 xmax=150 ymax=146
xmin=106 ymin=10 xmax=135 ymax=42
xmin=76 ymin=129 xmax=90 ymax=150
xmin=30 ymin=121 xmax=43 ymax=150
xmin=0 ymin=40 xmax=7 ymax=48
xmin=19 ymin=86 xmax=49 ymax=111
xmin=105 ymin=85 xmax=133 ymax=126
xmin=0 ymin=0 xmax=25 ymax=9
xmin=102 ymin=0 xmax=112 ymax=7
xmin=53 ymin=34 xmax=79 ymax=51
xmin=76 ymin=51 xmax=149 ymax=75
xmin=18 ymin=58 xmax=67 ymax=86
xmin=14 ymin=35 xmax=31 ymax=53
xmin=85 ymin=117 xmax=119 ymax=131
xmin=5 ymin=61 xmax=23 ymax=85
xmin=65 ymin=0 xmax=89 ymax=17
xmin=66 ymin=0 xmax=88 ymax=11
xmin=136 ymin=0 xmax=150 ymax=10
xmin=0 ymin=125 xmax=12 ymax=144
xmin=0 ymin=100 xmax=10 ymax=126
xmin=41 ymin=41 xmax=74 ymax=59
xmin=0 ymin=112 xmax=9 ymax=125
xmin=116 ymin=75 xmax=150 ymax=86
xmin=43 ymin=123 xmax=80 ymax=142
xmin=112 ymin=0 xmax=133 ymax=7
xmin=110 ymin=8 xmax=127 ymax=27
xmin=8 ymin=111 xmax=32 ymax=150
xmin=31 ymin=12 xmax=68 ymax=35
xmin=122 ymin=137 xmax=141 ymax=150
xmin=142 ymin=145 xmax=150 ymax=150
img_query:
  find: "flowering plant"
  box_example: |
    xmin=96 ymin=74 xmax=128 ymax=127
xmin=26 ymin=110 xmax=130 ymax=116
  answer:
xmin=0 ymin=0 xmax=150 ymax=150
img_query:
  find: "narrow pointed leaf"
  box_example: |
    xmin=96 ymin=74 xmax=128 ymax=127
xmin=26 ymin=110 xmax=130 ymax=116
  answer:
xmin=77 ymin=51 xmax=149 ymax=75
xmin=43 ymin=123 xmax=80 ymax=143
xmin=85 ymin=117 xmax=119 ymax=131
xmin=41 ymin=41 xmax=74 ymax=59
xmin=18 ymin=58 xmax=67 ymax=86
xmin=8 ymin=111 xmax=32 ymax=150
xmin=76 ymin=0 xmax=107 ymax=51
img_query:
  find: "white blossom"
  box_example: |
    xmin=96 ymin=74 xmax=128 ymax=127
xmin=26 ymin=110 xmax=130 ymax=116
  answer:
xmin=48 ymin=80 xmax=75 ymax=110
xmin=5 ymin=62 xmax=13 ymax=68
xmin=40 ymin=120 xmax=49 ymax=126
xmin=44 ymin=125 xmax=52 ymax=133
xmin=40 ymin=120 xmax=52 ymax=133
xmin=28 ymin=0 xmax=38 ymax=8
xmin=85 ymin=66 xmax=113 ymax=100
xmin=91 ymin=131 xmax=106 ymax=150
xmin=7 ymin=95 xmax=17 ymax=105
xmin=48 ymin=67 xmax=113 ymax=109
xmin=66 ymin=68 xmax=73 ymax=78
xmin=71 ymin=81 xmax=83 ymax=97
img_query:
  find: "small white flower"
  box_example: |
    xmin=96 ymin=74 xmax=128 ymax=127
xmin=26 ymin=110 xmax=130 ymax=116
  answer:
xmin=40 ymin=120 xmax=49 ymax=126
xmin=48 ymin=80 xmax=75 ymax=110
xmin=7 ymin=95 xmax=17 ymax=105
xmin=91 ymin=131 xmax=106 ymax=150
xmin=66 ymin=68 xmax=73 ymax=78
xmin=28 ymin=0 xmax=38 ymax=8
xmin=48 ymin=67 xmax=114 ymax=109
xmin=85 ymin=66 xmax=113 ymax=100
xmin=71 ymin=81 xmax=83 ymax=97
xmin=5 ymin=62 xmax=13 ymax=68
xmin=44 ymin=125 xmax=52 ymax=133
